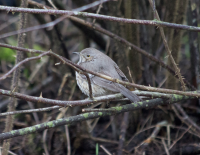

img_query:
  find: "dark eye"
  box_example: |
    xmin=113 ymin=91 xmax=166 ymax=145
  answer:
xmin=87 ymin=55 xmax=90 ymax=57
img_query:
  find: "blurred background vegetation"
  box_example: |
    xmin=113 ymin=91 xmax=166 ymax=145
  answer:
xmin=0 ymin=0 xmax=200 ymax=155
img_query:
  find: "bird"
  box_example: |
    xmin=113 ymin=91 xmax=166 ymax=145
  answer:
xmin=74 ymin=48 xmax=141 ymax=102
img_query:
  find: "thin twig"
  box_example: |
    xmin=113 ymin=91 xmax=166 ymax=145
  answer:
xmin=129 ymin=120 xmax=168 ymax=152
xmin=0 ymin=51 xmax=50 ymax=80
xmin=28 ymin=0 xmax=53 ymax=9
xmin=168 ymin=126 xmax=192 ymax=150
xmin=27 ymin=102 xmax=40 ymax=124
xmin=0 ymin=147 xmax=17 ymax=155
xmin=47 ymin=0 xmax=57 ymax=9
xmin=82 ymin=108 xmax=116 ymax=113
xmin=118 ymin=112 xmax=129 ymax=155
xmin=0 ymin=106 xmax=60 ymax=116
xmin=81 ymin=135 xmax=118 ymax=144
xmin=92 ymin=2 xmax=103 ymax=24
xmin=162 ymin=139 xmax=170 ymax=155
xmin=57 ymin=74 xmax=70 ymax=97
xmin=65 ymin=125 xmax=71 ymax=155
xmin=0 ymin=17 xmax=19 ymax=31
xmin=172 ymin=104 xmax=200 ymax=135
xmin=152 ymin=0 xmax=157 ymax=19
xmin=42 ymin=129 xmax=50 ymax=155
xmin=100 ymin=145 xmax=112 ymax=155
xmin=0 ymin=43 xmax=44 ymax=54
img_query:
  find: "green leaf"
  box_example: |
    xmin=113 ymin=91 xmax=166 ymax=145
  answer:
xmin=0 ymin=47 xmax=15 ymax=62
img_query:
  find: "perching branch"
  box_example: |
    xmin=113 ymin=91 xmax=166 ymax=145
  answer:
xmin=1 ymin=88 xmax=185 ymax=107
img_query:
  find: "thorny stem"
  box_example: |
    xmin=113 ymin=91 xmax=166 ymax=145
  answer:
xmin=149 ymin=0 xmax=186 ymax=91
xmin=149 ymin=0 xmax=200 ymax=137
xmin=2 ymin=0 xmax=28 ymax=154
xmin=0 ymin=88 xmax=193 ymax=107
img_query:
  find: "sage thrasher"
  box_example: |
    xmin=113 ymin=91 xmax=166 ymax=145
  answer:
xmin=74 ymin=48 xmax=141 ymax=102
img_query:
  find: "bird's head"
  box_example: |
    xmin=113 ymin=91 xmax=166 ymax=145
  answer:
xmin=73 ymin=48 xmax=99 ymax=64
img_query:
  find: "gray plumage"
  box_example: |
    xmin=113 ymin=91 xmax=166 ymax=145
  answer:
xmin=75 ymin=48 xmax=141 ymax=102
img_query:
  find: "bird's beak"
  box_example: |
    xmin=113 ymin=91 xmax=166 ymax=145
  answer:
xmin=73 ymin=52 xmax=80 ymax=56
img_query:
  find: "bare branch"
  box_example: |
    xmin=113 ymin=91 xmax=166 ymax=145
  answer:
xmin=0 ymin=6 xmax=200 ymax=32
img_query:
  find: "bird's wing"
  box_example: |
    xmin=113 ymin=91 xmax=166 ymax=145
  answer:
xmin=77 ymin=71 xmax=118 ymax=92
xmin=114 ymin=65 xmax=129 ymax=82
xmin=92 ymin=74 xmax=141 ymax=102
xmin=91 ymin=72 xmax=119 ymax=92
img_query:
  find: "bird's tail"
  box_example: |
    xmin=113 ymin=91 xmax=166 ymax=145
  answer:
xmin=118 ymin=84 xmax=141 ymax=103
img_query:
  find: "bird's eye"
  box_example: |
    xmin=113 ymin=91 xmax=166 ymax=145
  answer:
xmin=87 ymin=55 xmax=90 ymax=57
